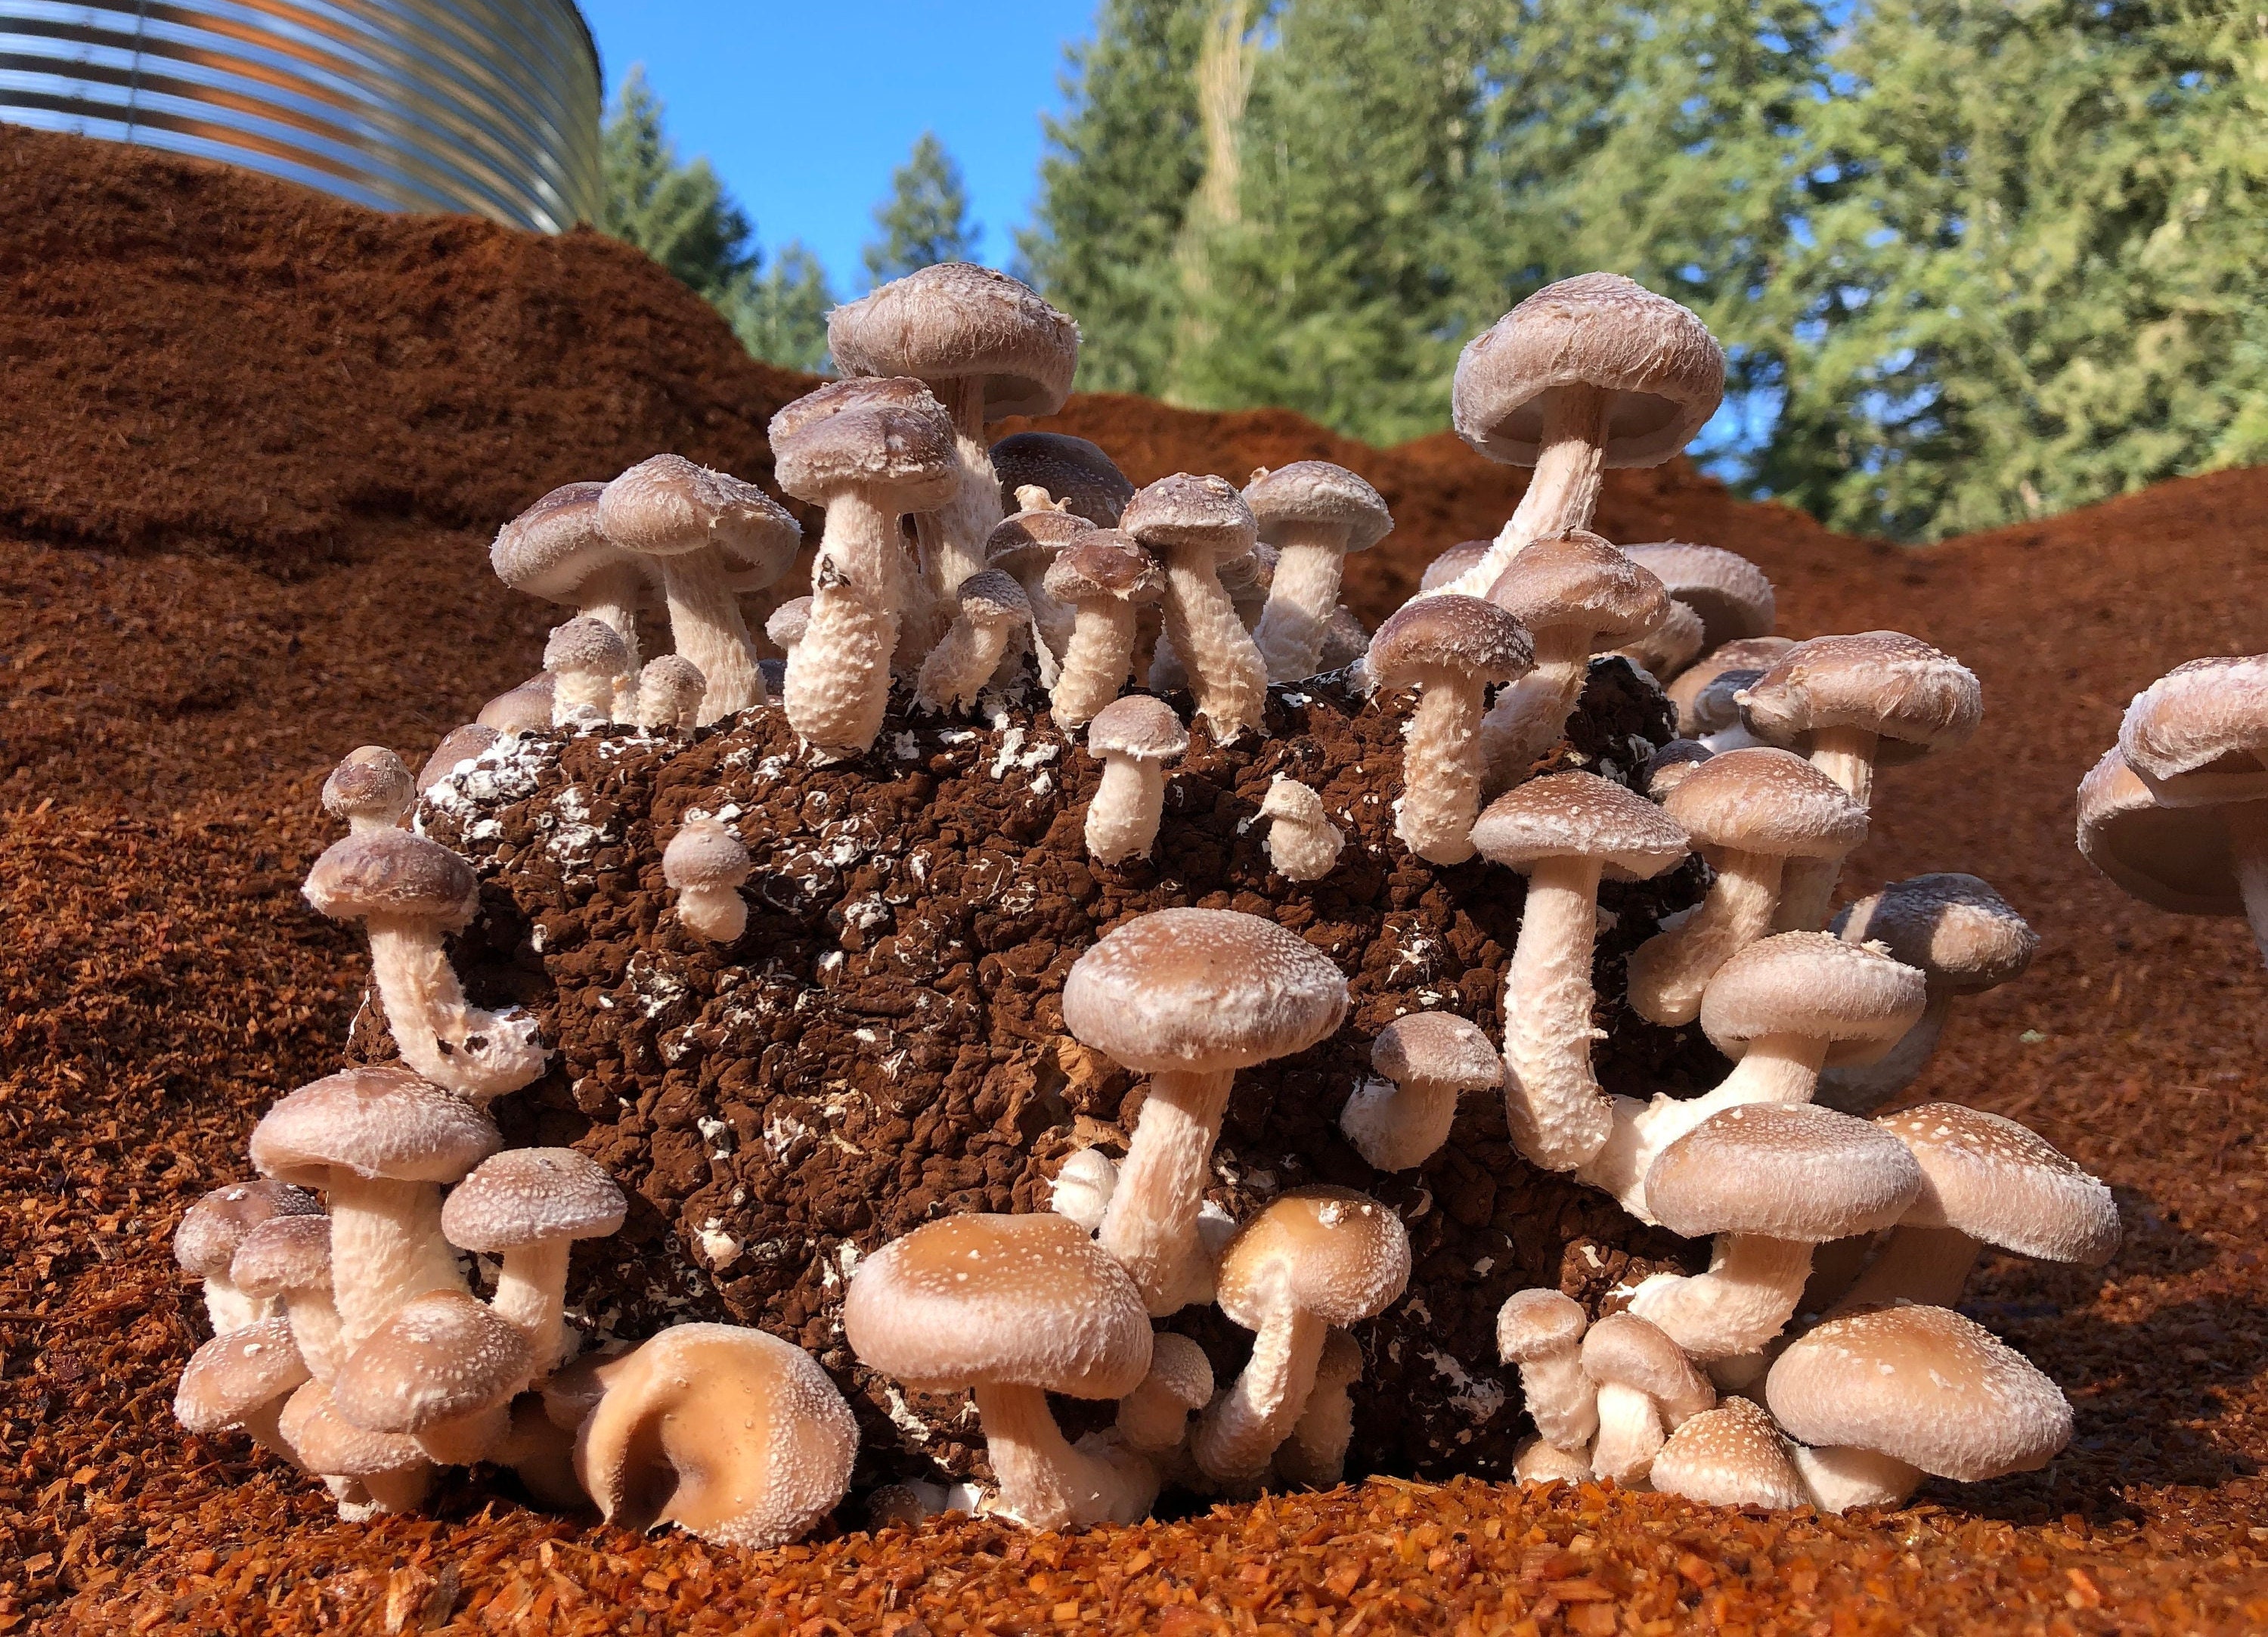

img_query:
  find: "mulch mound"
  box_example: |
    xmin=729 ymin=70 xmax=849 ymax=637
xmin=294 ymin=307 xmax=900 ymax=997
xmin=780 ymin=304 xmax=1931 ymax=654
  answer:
xmin=0 ymin=124 xmax=2262 ymax=1632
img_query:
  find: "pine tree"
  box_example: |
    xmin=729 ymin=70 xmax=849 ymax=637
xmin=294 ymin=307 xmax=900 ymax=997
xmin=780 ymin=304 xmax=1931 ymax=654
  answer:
xmin=730 ymin=243 xmax=835 ymax=374
xmin=863 ymin=133 xmax=980 ymax=286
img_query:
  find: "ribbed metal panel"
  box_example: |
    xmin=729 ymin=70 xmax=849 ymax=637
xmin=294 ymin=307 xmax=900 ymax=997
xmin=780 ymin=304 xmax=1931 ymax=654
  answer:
xmin=0 ymin=1 xmax=602 ymax=233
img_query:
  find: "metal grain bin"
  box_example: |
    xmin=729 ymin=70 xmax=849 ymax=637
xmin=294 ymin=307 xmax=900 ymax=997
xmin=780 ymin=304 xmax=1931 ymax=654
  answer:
xmin=0 ymin=1 xmax=602 ymax=232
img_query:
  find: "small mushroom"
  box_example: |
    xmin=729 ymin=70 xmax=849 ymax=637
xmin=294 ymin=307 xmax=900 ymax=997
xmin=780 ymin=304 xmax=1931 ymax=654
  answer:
xmin=917 ymin=569 xmax=1032 ymax=714
xmin=844 ymin=1214 xmax=1152 ymax=1529
xmin=1650 ymin=1396 xmax=1808 ymax=1510
xmin=1666 ymin=637 xmax=1794 ymax=737
xmin=1245 ymin=462 xmax=1394 ymax=683
xmin=632 ymin=654 xmax=707 ymax=735
xmin=1495 ymin=1288 xmax=1597 ymax=1455
xmin=1642 ymin=738 xmax=1713 ymax=799
xmin=442 ymin=1148 xmax=627 ymax=1378
xmin=1315 ymin=605 xmax=1371 ymax=677
xmin=1082 ymin=695 xmax=1189 ymax=866
xmin=277 ymin=1379 xmax=433 ymax=1517
xmin=231 ymin=1214 xmax=346 ymax=1384
xmin=1259 ymin=777 xmax=1344 ymax=881
xmin=990 ymin=430 xmax=1135 ymax=527
xmin=1043 ymin=532 xmax=1166 ymax=730
xmin=332 ymin=1288 xmax=533 ymax=1466
xmin=175 ymin=1316 xmax=311 ymax=1465
xmin=544 ymin=617 xmax=633 ymax=727
xmin=1114 ymin=1331 xmax=1214 ymax=1457
xmin=661 ymin=819 xmax=751 ymax=944
xmin=1192 ymin=1188 xmax=1410 ymax=1490
xmin=1121 ymin=474 xmax=1269 ymax=739
xmin=173 ymin=1180 xmax=323 ymax=1336
xmin=321 ymin=747 xmax=414 ymax=835
xmin=1049 ymin=1147 xmax=1118 ymax=1233
xmin=477 ymin=674 xmax=556 ymax=736
xmin=417 ymin=724 xmax=500 ymax=796
xmin=765 ymin=596 xmax=810 ymax=663
xmin=491 ymin=481 xmax=659 ymax=670
xmin=1580 ymin=1312 xmax=1716 ymax=1487
xmin=1274 ymin=1329 xmax=1365 ymax=1490
xmin=987 ymin=504 xmax=1095 ymax=683
xmin=1367 ymin=594 xmax=1538 ymax=863
xmin=1419 ymin=539 xmax=1493 ymax=594
xmin=1514 ymin=1436 xmax=1597 ymax=1486
xmin=1621 ymin=542 xmax=1777 ymax=653
xmin=1062 ymin=909 xmax=1349 ymax=1313
xmin=1339 ymin=1011 xmax=1501 ymax=1173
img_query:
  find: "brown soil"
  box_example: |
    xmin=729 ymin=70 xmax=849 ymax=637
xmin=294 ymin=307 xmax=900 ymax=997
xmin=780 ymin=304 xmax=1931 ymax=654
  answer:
xmin=1 ymin=125 xmax=2263 ymax=1632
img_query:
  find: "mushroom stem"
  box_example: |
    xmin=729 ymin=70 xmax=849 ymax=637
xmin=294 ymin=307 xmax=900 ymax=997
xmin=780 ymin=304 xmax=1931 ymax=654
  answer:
xmin=1790 ymin=1444 xmax=1923 ymax=1513
xmin=1431 ymin=385 xmax=1610 ymax=600
xmin=492 ymin=1240 xmax=575 ymax=1378
xmin=1626 ymin=1234 xmax=1814 ymax=1360
xmin=1052 ymin=599 xmax=1141 ymax=729
xmin=1158 ymin=544 xmax=1268 ymax=739
xmin=1776 ymin=724 xmax=1880 ymax=930
xmin=786 ymin=492 xmax=904 ymax=758
xmin=1816 ymin=995 xmax=1949 ymax=1114
xmin=1588 ymin=1380 xmax=1665 ymax=1487
xmin=675 ymin=884 xmax=748 ymax=944
xmin=1098 ymin=1068 xmax=1234 ymax=1314
xmin=1086 ymin=754 xmax=1167 ymax=867
xmin=971 ymin=1378 xmax=1144 ymax=1529
xmin=1626 ymin=850 xmax=1787 ymax=1026
xmin=1501 ymin=854 xmax=1615 ymax=1173
xmin=912 ymin=380 xmax=1004 ymax=617
xmin=1396 ymin=667 xmax=1491 ymax=863
xmin=1519 ymin=1348 xmax=1599 ymax=1454
xmin=1337 ymin=1075 xmax=1455 ymax=1173
xmin=2230 ymin=801 xmax=2268 ymax=963
xmin=364 ymin=916 xmax=547 ymax=1102
xmin=1476 ymin=636 xmax=1591 ymax=791
xmin=1275 ymin=1353 xmax=1359 ymax=1489
xmin=1830 ymin=1223 xmax=1981 ymax=1314
xmin=1191 ymin=1305 xmax=1326 ymax=1487
xmin=326 ymin=1175 xmax=463 ymax=1354
xmin=656 ymin=557 xmax=765 ymax=723
xmin=1253 ymin=526 xmax=1346 ymax=684
xmin=916 ymin=609 xmax=1015 ymax=715
xmin=201 ymin=1280 xmax=267 ymax=1336
xmin=577 ymin=560 xmax=649 ymax=674
xmin=1578 ymin=1034 xmax=1831 ymax=1217
xmin=282 ymin=1285 xmax=348 ymax=1385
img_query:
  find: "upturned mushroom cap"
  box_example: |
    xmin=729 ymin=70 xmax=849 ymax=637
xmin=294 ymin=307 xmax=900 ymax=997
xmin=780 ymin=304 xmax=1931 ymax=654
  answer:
xmin=1120 ymin=473 xmax=1258 ymax=562
xmin=1086 ymin=693 xmax=1189 ymax=763
xmin=441 ymin=1148 xmax=627 ymax=1253
xmin=1215 ymin=1187 xmax=1411 ymax=1332
xmin=491 ymin=481 xmax=659 ymax=608
xmin=987 ymin=506 xmax=1095 ymax=580
xmin=417 ymin=724 xmax=500 ymax=795
xmin=1766 ymin=1304 xmax=2072 ymax=1481
xmin=1645 ymin=1103 xmax=1923 ymax=1243
xmin=1044 ymin=532 xmax=1165 ymax=605
xmin=843 ymin=1212 xmax=1151 ymax=1397
xmin=1650 ymin=1396 xmax=1808 ymax=1509
xmin=1668 ymin=637 xmax=1797 ymax=735
xmin=2116 ymin=654 xmax=2268 ymax=806
xmin=175 ymin=1318 xmax=310 ymax=1433
xmin=1737 ymin=633 xmax=1981 ymax=764
xmin=302 ymin=829 xmax=479 ymax=929
xmin=1470 ymin=770 xmax=1690 ymax=879
xmin=321 ymin=747 xmax=414 ymax=830
xmin=953 ymin=567 xmax=1031 ymax=629
xmin=2076 ymin=746 xmax=2245 ymax=915
xmin=544 ymin=615 xmax=631 ymax=678
xmin=1061 ymin=907 xmax=1349 ymax=1075
xmin=250 ymin=1065 xmax=501 ymax=1188
xmin=277 ymin=1380 xmax=427 ymax=1478
xmin=662 ymin=818 xmax=751 ymax=891
xmin=1622 ymin=543 xmax=1776 ymax=649
xmin=990 ymin=431 xmax=1136 ymax=525
xmin=1580 ymin=1312 xmax=1715 ymax=1420
xmin=1876 ymin=1104 xmax=2120 ymax=1265
xmin=597 ymin=454 xmax=801 ymax=584
xmin=1420 ymin=540 xmax=1494 ymax=594
xmin=1495 ymin=1288 xmax=1587 ymax=1363
xmin=828 ymin=262 xmax=1080 ymax=420
xmin=1662 ymin=747 xmax=1869 ymax=860
xmin=230 ymin=1214 xmax=333 ymax=1299
xmin=331 ymin=1289 xmax=533 ymax=1434
xmin=765 ymin=597 xmax=812 ymax=652
xmin=1832 ymin=873 xmax=2037 ymax=995
xmin=1365 ymin=595 xmax=1535 ymax=687
xmin=175 ymin=1180 xmax=323 ymax=1282
xmin=1244 ymin=462 xmax=1393 ymax=554
xmin=1485 ymin=530 xmax=1671 ymax=651
xmin=767 ymin=377 xmax=962 ymax=510
xmin=1699 ymin=933 xmax=1928 ymax=1065
xmin=1452 ymin=274 xmax=1724 ymax=468
xmin=1372 ymin=1011 xmax=1503 ymax=1096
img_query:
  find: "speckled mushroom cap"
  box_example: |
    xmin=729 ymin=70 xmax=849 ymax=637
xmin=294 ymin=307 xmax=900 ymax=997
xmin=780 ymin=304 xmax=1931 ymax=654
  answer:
xmin=1766 ymin=1304 xmax=2073 ymax=1481
xmin=1470 ymin=770 xmax=1691 ymax=880
xmin=1244 ymin=462 xmax=1393 ymax=554
xmin=1737 ymin=632 xmax=1981 ymax=765
xmin=1622 ymin=542 xmax=1776 ymax=649
xmin=331 ymin=1289 xmax=533 ymax=1434
xmin=1668 ymin=637 xmax=1796 ymax=733
xmin=1700 ymin=932 xmax=1927 ymax=1064
xmin=1061 ymin=907 xmax=1348 ymax=1074
xmin=277 ymin=1380 xmax=427 ymax=1477
xmin=1650 ymin=1397 xmax=1808 ymax=1509
xmin=491 ymin=481 xmax=661 ymax=608
xmin=990 ymin=431 xmax=1135 ymax=526
xmin=1372 ymin=1011 xmax=1503 ymax=1094
xmin=2075 ymin=746 xmax=2242 ymax=915
xmin=1876 ymin=1104 xmax=2120 ymax=1265
xmin=1831 ymin=873 xmax=2037 ymax=994
xmin=765 ymin=597 xmax=812 ymax=651
xmin=1495 ymin=1288 xmax=1587 ymax=1363
xmin=1085 ymin=693 xmax=1189 ymax=763
xmin=1259 ymin=777 xmax=1328 ymax=825
xmin=637 ymin=653 xmax=706 ymax=706
xmin=596 ymin=454 xmax=801 ymax=584
xmin=1365 ymin=594 xmax=1535 ymax=687
xmin=174 ymin=1180 xmax=322 ymax=1281
xmin=230 ymin=1214 xmax=332 ymax=1299
xmin=953 ymin=567 xmax=1031 ymax=627
xmin=1214 ymin=1187 xmax=1411 ymax=1332
xmin=1120 ymin=473 xmax=1259 ymax=562
xmin=767 ymin=377 xmax=961 ymax=511
xmin=986 ymin=506 xmax=1095 ymax=579
xmin=417 ymin=724 xmax=500 ymax=795
xmin=1661 ymin=747 xmax=1869 ymax=860
xmin=842 ymin=1212 xmax=1151 ymax=1397
xmin=828 ymin=263 xmax=1078 ymax=420
xmin=1647 ymin=1104 xmax=1923 ymax=1243
xmin=175 ymin=1319 xmax=309 ymax=1433
xmin=1452 ymin=274 xmax=1724 ymax=468
xmin=1485 ymin=530 xmax=1670 ymax=650
xmin=1643 ymin=737 xmax=1715 ymax=799
xmin=477 ymin=680 xmax=556 ymax=736
xmin=2116 ymin=654 xmax=2268 ymax=807
xmin=662 ymin=818 xmax=751 ymax=891
xmin=1043 ymin=532 xmax=1164 ymax=605
xmin=302 ymin=829 xmax=480 ymax=929
xmin=544 ymin=616 xmax=631 ymax=677
xmin=441 ymin=1148 xmax=626 ymax=1254
xmin=1420 ymin=540 xmax=1493 ymax=594
xmin=1579 ymin=1313 xmax=1715 ymax=1418
xmin=1140 ymin=1332 xmax=1217 ymax=1412
xmin=321 ymin=747 xmax=414 ymax=829
xmin=250 ymin=1065 xmax=500 ymax=1188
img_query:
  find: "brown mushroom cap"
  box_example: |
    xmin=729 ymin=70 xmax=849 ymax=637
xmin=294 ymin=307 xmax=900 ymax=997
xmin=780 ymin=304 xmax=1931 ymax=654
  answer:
xmin=828 ymin=263 xmax=1078 ymax=420
xmin=1580 ymin=1312 xmax=1715 ymax=1418
xmin=1215 ymin=1186 xmax=1411 ymax=1332
xmin=321 ymin=747 xmax=414 ymax=829
xmin=277 ymin=1380 xmax=428 ymax=1478
xmin=330 ymin=1289 xmax=534 ymax=1434
xmin=1651 ymin=1396 xmax=1808 ymax=1509
xmin=1661 ymin=747 xmax=1869 ymax=860
xmin=417 ymin=724 xmax=500 ymax=795
xmin=544 ymin=616 xmax=631 ymax=677
xmin=1420 ymin=540 xmax=1494 ymax=594
xmin=766 ymin=377 xmax=960 ymax=511
xmin=662 ymin=818 xmax=751 ymax=891
xmin=1699 ymin=932 xmax=1928 ymax=1065
xmin=1495 ymin=1288 xmax=1587 ymax=1362
xmin=596 ymin=454 xmax=801 ymax=583
xmin=2116 ymin=654 xmax=2268 ymax=806
xmin=1831 ymin=873 xmax=2037 ymax=994
xmin=175 ymin=1318 xmax=310 ymax=1434
xmin=1086 ymin=693 xmax=1189 ymax=762
xmin=1365 ymin=594 xmax=1535 ymax=686
xmin=987 ymin=507 xmax=1095 ymax=579
xmin=1120 ymin=473 xmax=1258 ymax=562
xmin=843 ymin=1212 xmax=1151 ymax=1397
xmin=1043 ymin=533 xmax=1165 ymax=605
xmin=302 ymin=829 xmax=479 ymax=929
xmin=2076 ymin=746 xmax=2244 ymax=915
xmin=1470 ymin=770 xmax=1690 ymax=880
xmin=1668 ymin=637 xmax=1797 ymax=733
xmin=1645 ymin=1103 xmax=1923 ymax=1242
xmin=990 ymin=431 xmax=1136 ymax=526
xmin=250 ymin=1065 xmax=500 ymax=1188
xmin=1061 ymin=907 xmax=1348 ymax=1075
xmin=1622 ymin=542 xmax=1776 ymax=648
xmin=953 ymin=567 xmax=1031 ymax=628
xmin=1244 ymin=462 xmax=1393 ymax=554
xmin=440 ymin=1148 xmax=627 ymax=1254
xmin=1765 ymin=1304 xmax=2072 ymax=1481
xmin=1876 ymin=1104 xmax=2120 ymax=1265
xmin=1485 ymin=529 xmax=1671 ymax=651
xmin=1737 ymin=632 xmax=1981 ymax=764
xmin=1371 ymin=1011 xmax=1502 ymax=1095
xmin=490 ymin=481 xmax=659 ymax=607
xmin=230 ymin=1214 xmax=333 ymax=1300
xmin=1452 ymin=273 xmax=1724 ymax=468
xmin=175 ymin=1180 xmax=323 ymax=1282
xmin=1643 ymin=737 xmax=1715 ymax=799
xmin=477 ymin=679 xmax=556 ymax=736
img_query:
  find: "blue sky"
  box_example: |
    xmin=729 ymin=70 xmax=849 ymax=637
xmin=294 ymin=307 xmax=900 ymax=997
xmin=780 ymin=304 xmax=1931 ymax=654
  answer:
xmin=576 ymin=2 xmax=1101 ymax=290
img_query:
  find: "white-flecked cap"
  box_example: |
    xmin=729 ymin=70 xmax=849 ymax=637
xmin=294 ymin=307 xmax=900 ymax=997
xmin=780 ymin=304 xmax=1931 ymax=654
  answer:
xmin=663 ymin=817 xmax=751 ymax=891
xmin=1471 ymin=770 xmax=1690 ymax=880
xmin=1086 ymin=693 xmax=1189 ymax=762
xmin=330 ymin=1288 xmax=532 ymax=1434
xmin=250 ymin=1065 xmax=500 ymax=1187
xmin=1214 ymin=1186 xmax=1411 ymax=1332
xmin=1485 ymin=529 xmax=1670 ymax=653
xmin=597 ymin=454 xmax=801 ymax=584
xmin=2116 ymin=654 xmax=2268 ymax=808
xmin=1650 ymin=1396 xmax=1808 ymax=1509
xmin=1661 ymin=746 xmax=1868 ymax=860
xmin=1371 ymin=1010 xmax=1502 ymax=1095
xmin=1644 ymin=1103 xmax=1923 ymax=1243
xmin=828 ymin=262 xmax=1079 ymax=420
xmin=441 ymin=1147 xmax=626 ymax=1254
xmin=1244 ymin=462 xmax=1393 ymax=555
xmin=1737 ymin=632 xmax=1981 ymax=765
xmin=302 ymin=829 xmax=479 ymax=929
xmin=321 ymin=746 xmax=414 ymax=829
xmin=175 ymin=1318 xmax=310 ymax=1434
xmin=1495 ymin=1288 xmax=1587 ymax=1363
xmin=1699 ymin=932 xmax=1927 ymax=1065
xmin=1876 ymin=1103 xmax=2119 ymax=1265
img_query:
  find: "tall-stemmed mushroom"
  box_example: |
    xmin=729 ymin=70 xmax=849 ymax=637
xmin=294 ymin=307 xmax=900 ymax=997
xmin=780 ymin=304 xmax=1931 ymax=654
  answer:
xmin=1495 ymin=1289 xmax=1597 ymax=1456
xmin=1366 ymin=595 xmax=1536 ymax=863
xmin=1043 ymin=533 xmax=1165 ymax=729
xmin=1121 ymin=474 xmax=1270 ymax=739
xmin=1244 ymin=461 xmax=1394 ymax=683
xmin=1062 ymin=908 xmax=1349 ymax=1313
xmin=986 ymin=502 xmax=1094 ymax=682
xmin=916 ymin=569 xmax=1032 ymax=714
xmin=1470 ymin=773 xmax=1690 ymax=1173
xmin=1273 ymin=1329 xmax=1365 ymax=1491
xmin=442 ymin=1147 xmax=626 ymax=1378
xmin=597 ymin=455 xmax=801 ymax=724
xmin=491 ymin=481 xmax=660 ymax=671
xmin=1429 ymin=274 xmax=1724 ymax=600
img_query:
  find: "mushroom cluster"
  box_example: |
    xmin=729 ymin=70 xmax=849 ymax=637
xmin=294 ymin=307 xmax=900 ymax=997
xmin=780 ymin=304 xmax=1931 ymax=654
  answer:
xmin=176 ymin=265 xmax=2118 ymax=1546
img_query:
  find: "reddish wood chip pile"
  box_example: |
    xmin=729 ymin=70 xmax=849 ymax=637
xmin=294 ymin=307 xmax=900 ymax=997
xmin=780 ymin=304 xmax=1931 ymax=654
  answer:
xmin=1 ymin=126 xmax=2263 ymax=1632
